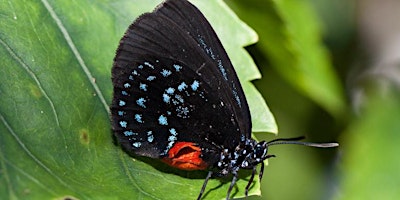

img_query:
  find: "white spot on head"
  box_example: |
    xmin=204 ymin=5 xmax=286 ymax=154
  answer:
xmin=136 ymin=97 xmax=146 ymax=108
xmin=158 ymin=115 xmax=168 ymax=125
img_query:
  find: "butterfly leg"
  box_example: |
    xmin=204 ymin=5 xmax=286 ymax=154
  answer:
xmin=226 ymin=173 xmax=238 ymax=200
xmin=245 ymin=167 xmax=257 ymax=197
xmin=259 ymin=155 xmax=275 ymax=181
xmin=197 ymin=171 xmax=213 ymax=200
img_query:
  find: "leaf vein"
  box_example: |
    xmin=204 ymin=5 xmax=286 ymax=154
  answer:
xmin=0 ymin=113 xmax=80 ymax=196
xmin=40 ymin=0 xmax=110 ymax=115
xmin=0 ymin=38 xmax=60 ymax=127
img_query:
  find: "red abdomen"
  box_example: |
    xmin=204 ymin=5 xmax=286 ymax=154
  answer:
xmin=162 ymin=142 xmax=208 ymax=170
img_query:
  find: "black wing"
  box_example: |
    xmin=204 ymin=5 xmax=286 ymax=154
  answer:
xmin=111 ymin=0 xmax=251 ymax=159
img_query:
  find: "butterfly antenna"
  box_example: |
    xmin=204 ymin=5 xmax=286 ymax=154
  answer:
xmin=266 ymin=136 xmax=339 ymax=148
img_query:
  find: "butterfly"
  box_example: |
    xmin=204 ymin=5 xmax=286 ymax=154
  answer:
xmin=110 ymin=0 xmax=339 ymax=199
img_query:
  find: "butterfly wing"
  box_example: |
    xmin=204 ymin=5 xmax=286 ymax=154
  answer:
xmin=111 ymin=0 xmax=251 ymax=160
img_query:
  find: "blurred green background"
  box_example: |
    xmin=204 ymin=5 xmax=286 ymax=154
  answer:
xmin=1 ymin=0 xmax=400 ymax=199
xmin=227 ymin=0 xmax=400 ymax=199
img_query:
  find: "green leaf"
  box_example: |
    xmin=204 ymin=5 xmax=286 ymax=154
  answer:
xmin=0 ymin=0 xmax=275 ymax=199
xmin=229 ymin=0 xmax=346 ymax=117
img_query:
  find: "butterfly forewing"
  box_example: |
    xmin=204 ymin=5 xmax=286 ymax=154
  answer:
xmin=111 ymin=0 xmax=251 ymax=162
xmin=157 ymin=0 xmax=252 ymax=138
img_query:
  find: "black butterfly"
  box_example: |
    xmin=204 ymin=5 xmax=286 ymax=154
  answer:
xmin=110 ymin=0 xmax=338 ymax=199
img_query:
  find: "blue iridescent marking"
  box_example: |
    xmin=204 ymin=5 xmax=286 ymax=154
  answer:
xmin=178 ymin=82 xmax=187 ymax=91
xmin=173 ymin=64 xmax=182 ymax=72
xmin=176 ymin=106 xmax=189 ymax=116
xmin=191 ymin=80 xmax=199 ymax=91
xmin=232 ymin=89 xmax=242 ymax=108
xmin=121 ymin=91 xmax=128 ymax=96
xmin=135 ymin=114 xmax=143 ymax=123
xmin=167 ymin=111 xmax=172 ymax=115
xmin=148 ymin=135 xmax=154 ymax=143
xmin=136 ymin=97 xmax=146 ymax=108
xmin=169 ymin=128 xmax=177 ymax=136
xmin=166 ymin=87 xmax=175 ymax=94
xmin=119 ymin=100 xmax=126 ymax=106
xmin=164 ymin=141 xmax=175 ymax=154
xmin=124 ymin=83 xmax=131 ymax=88
xmin=147 ymin=131 xmax=154 ymax=143
xmin=144 ymin=62 xmax=154 ymax=69
xmin=147 ymin=76 xmax=156 ymax=81
xmin=158 ymin=115 xmax=168 ymax=125
xmin=118 ymin=111 xmax=125 ymax=116
xmin=161 ymin=69 xmax=172 ymax=77
xmin=163 ymin=93 xmax=171 ymax=103
xmin=175 ymin=94 xmax=184 ymax=103
xmin=132 ymin=70 xmax=138 ymax=75
xmin=119 ymin=121 xmax=127 ymax=128
xmin=198 ymin=36 xmax=216 ymax=59
xmin=138 ymin=65 xmax=144 ymax=69
xmin=139 ymin=83 xmax=148 ymax=91
xmin=217 ymin=60 xmax=228 ymax=80
xmin=168 ymin=135 xmax=177 ymax=142
xmin=133 ymin=142 xmax=141 ymax=148
xmin=123 ymin=130 xmax=134 ymax=136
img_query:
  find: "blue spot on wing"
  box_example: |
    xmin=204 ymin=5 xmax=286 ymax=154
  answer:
xmin=191 ymin=80 xmax=199 ymax=91
xmin=158 ymin=115 xmax=168 ymax=125
xmin=178 ymin=82 xmax=187 ymax=91
xmin=163 ymin=93 xmax=171 ymax=103
xmin=161 ymin=69 xmax=172 ymax=77
xmin=135 ymin=114 xmax=143 ymax=123
xmin=139 ymin=83 xmax=148 ymax=91
xmin=136 ymin=97 xmax=146 ymax=108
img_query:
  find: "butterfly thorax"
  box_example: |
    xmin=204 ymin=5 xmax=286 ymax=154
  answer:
xmin=211 ymin=139 xmax=269 ymax=177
